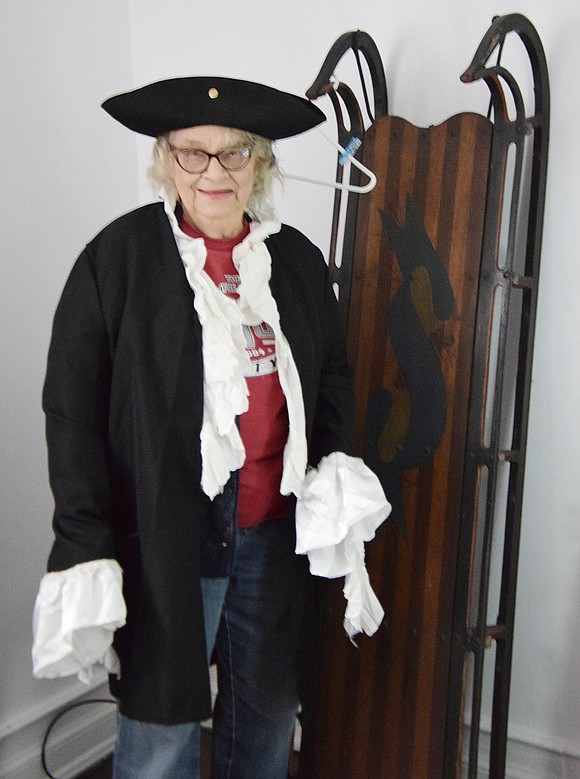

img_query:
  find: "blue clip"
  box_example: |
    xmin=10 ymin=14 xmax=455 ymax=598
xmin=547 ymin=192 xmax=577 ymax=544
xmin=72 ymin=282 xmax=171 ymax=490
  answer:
xmin=338 ymin=137 xmax=362 ymax=166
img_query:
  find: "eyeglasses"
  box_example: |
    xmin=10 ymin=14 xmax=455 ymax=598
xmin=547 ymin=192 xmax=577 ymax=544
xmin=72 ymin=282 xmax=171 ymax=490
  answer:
xmin=169 ymin=144 xmax=252 ymax=174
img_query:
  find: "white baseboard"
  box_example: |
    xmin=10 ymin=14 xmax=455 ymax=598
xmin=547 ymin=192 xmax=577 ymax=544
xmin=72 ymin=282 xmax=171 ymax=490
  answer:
xmin=0 ymin=683 xmax=116 ymax=779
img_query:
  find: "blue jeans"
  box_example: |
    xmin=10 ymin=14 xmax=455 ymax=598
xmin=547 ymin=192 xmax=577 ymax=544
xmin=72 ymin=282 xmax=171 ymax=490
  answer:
xmin=113 ymin=519 xmax=307 ymax=778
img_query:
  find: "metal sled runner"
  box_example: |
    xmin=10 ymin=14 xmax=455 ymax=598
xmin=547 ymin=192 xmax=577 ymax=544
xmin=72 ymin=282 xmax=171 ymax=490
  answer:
xmin=297 ymin=14 xmax=549 ymax=779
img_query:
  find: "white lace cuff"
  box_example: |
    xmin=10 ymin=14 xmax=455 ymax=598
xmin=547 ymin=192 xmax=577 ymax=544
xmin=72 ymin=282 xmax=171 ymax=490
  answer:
xmin=295 ymin=452 xmax=391 ymax=639
xmin=32 ymin=559 xmax=126 ymax=684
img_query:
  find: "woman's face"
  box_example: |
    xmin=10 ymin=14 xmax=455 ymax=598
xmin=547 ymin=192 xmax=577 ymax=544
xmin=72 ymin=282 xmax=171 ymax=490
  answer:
xmin=169 ymin=125 xmax=257 ymax=239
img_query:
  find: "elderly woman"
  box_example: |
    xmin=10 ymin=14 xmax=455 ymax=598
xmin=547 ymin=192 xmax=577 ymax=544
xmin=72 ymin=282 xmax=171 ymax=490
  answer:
xmin=32 ymin=77 xmax=388 ymax=779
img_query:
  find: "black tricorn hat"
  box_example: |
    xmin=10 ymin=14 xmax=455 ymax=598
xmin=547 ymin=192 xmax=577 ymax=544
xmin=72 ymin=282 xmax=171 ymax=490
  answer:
xmin=101 ymin=76 xmax=325 ymax=140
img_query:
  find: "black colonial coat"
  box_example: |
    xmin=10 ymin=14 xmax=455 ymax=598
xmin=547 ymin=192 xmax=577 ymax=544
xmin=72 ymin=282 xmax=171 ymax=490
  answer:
xmin=43 ymin=202 xmax=353 ymax=724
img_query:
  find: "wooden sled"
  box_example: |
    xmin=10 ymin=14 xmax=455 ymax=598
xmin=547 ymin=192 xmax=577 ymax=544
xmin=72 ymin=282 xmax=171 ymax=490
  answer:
xmin=297 ymin=14 xmax=549 ymax=779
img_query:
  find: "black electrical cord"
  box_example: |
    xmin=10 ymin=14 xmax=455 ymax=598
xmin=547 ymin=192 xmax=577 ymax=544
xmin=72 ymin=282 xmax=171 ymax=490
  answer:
xmin=41 ymin=698 xmax=117 ymax=779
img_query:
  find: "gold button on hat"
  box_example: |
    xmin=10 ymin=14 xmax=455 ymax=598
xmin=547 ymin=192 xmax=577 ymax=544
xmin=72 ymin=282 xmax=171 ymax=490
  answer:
xmin=208 ymin=87 xmax=219 ymax=99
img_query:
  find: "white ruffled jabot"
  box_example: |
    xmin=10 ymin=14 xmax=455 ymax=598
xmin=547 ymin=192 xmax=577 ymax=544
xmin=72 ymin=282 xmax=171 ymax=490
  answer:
xmin=163 ymin=197 xmax=307 ymax=499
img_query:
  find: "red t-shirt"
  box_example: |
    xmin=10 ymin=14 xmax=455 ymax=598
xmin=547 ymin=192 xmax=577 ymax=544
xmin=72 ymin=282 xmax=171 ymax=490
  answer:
xmin=179 ymin=217 xmax=290 ymax=527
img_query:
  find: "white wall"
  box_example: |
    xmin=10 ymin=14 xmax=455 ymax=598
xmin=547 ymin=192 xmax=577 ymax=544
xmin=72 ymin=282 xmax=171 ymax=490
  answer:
xmin=1 ymin=0 xmax=578 ymax=776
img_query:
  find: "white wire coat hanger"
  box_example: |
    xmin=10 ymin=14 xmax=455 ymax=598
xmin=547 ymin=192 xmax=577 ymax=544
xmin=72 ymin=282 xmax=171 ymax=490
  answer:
xmin=286 ymin=125 xmax=377 ymax=194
